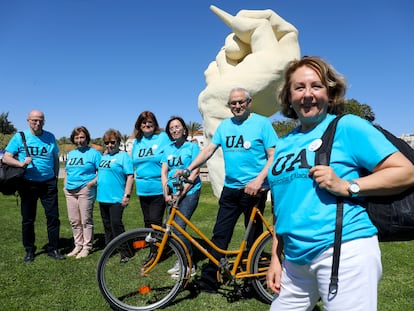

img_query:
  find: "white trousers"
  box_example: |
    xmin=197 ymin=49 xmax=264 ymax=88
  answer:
xmin=270 ymin=235 xmax=382 ymax=311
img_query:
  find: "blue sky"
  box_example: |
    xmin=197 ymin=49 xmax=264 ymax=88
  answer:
xmin=1 ymin=0 xmax=413 ymax=139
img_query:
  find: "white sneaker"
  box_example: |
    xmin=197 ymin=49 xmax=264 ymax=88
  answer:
xmin=189 ymin=266 xmax=196 ymax=277
xmin=167 ymin=261 xmax=180 ymax=274
xmin=67 ymin=247 xmax=82 ymax=257
xmin=171 ymin=266 xmax=196 ymax=279
xmin=75 ymin=249 xmax=89 ymax=259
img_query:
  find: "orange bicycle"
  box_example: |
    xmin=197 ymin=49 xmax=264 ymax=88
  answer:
xmin=96 ymin=175 xmax=275 ymax=311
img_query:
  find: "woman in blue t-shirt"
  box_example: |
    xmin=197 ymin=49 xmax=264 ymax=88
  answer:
xmin=161 ymin=116 xmax=201 ymax=278
xmin=64 ymin=126 xmax=101 ymax=259
xmin=131 ymin=111 xmax=171 ymax=228
xmin=97 ymin=129 xmax=134 ymax=263
xmin=266 ymin=56 xmax=414 ymax=310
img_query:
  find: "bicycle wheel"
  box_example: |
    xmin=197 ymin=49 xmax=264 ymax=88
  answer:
xmin=96 ymin=228 xmax=187 ymax=311
xmin=250 ymin=231 xmax=274 ymax=304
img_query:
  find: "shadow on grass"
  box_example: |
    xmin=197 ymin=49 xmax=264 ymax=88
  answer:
xmin=180 ymin=236 xmax=323 ymax=310
xmin=37 ymin=233 xmax=107 ymax=256
xmin=93 ymin=233 xmax=107 ymax=252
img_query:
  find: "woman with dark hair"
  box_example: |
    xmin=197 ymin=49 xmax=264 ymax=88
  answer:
xmin=64 ymin=126 xmax=101 ymax=259
xmin=161 ymin=116 xmax=201 ymax=277
xmin=131 ymin=111 xmax=171 ymax=228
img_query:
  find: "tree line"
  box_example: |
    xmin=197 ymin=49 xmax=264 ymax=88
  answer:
xmin=0 ymin=99 xmax=374 ymax=151
xmin=0 ymin=113 xmax=204 ymax=152
xmin=273 ymin=99 xmax=375 ymax=136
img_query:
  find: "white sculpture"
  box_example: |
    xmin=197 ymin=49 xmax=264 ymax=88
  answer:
xmin=198 ymin=5 xmax=301 ymax=197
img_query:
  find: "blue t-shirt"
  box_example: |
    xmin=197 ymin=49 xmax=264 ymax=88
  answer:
xmin=65 ymin=147 xmax=101 ymax=190
xmin=5 ymin=129 xmax=59 ymax=182
xmin=212 ymin=113 xmax=278 ymax=188
xmin=131 ymin=132 xmax=171 ymax=196
xmin=97 ymin=151 xmax=134 ymax=204
xmin=268 ymin=114 xmax=398 ymax=265
xmin=161 ymin=141 xmax=201 ymax=195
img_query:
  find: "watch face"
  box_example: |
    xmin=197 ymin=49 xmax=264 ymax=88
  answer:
xmin=350 ymin=183 xmax=360 ymax=194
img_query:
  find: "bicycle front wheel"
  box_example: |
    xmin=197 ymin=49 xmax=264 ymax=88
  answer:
xmin=250 ymin=231 xmax=274 ymax=304
xmin=96 ymin=228 xmax=187 ymax=311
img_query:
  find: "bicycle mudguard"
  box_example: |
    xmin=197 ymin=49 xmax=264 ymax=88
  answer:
xmin=151 ymin=224 xmax=193 ymax=281
xmin=245 ymin=230 xmax=273 ymax=271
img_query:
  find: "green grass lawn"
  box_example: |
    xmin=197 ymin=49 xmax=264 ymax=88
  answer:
xmin=0 ymin=180 xmax=413 ymax=310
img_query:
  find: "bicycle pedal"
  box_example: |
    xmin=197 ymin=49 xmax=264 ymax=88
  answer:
xmin=239 ymin=285 xmax=255 ymax=299
xmin=226 ymin=291 xmax=241 ymax=303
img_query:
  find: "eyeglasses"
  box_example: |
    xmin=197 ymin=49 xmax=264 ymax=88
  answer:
xmin=142 ymin=120 xmax=154 ymax=125
xmin=169 ymin=125 xmax=183 ymax=131
xmin=29 ymin=119 xmax=44 ymax=123
xmin=104 ymin=141 xmax=116 ymax=145
xmin=228 ymin=99 xmax=250 ymax=107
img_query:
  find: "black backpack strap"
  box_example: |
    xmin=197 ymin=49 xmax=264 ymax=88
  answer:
xmin=19 ymin=132 xmax=30 ymax=158
xmin=315 ymin=115 xmax=345 ymax=296
xmin=329 ymin=198 xmax=343 ymax=296
xmin=315 ymin=115 xmax=344 ymax=166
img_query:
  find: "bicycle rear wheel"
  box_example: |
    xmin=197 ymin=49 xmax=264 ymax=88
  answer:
xmin=96 ymin=228 xmax=187 ymax=311
xmin=250 ymin=231 xmax=274 ymax=304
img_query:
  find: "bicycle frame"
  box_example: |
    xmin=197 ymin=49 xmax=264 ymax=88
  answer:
xmin=145 ymin=188 xmax=274 ymax=283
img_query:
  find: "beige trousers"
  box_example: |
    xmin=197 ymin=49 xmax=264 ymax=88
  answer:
xmin=64 ymin=185 xmax=96 ymax=251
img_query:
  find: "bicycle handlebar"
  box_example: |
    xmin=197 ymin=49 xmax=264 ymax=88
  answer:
xmin=172 ymin=175 xmax=194 ymax=188
xmin=175 ymin=168 xmax=191 ymax=178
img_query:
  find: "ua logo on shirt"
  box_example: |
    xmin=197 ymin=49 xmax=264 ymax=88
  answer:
xmin=67 ymin=157 xmax=85 ymax=166
xmin=28 ymin=146 xmax=49 ymax=156
xmin=225 ymin=135 xmax=244 ymax=148
xmin=167 ymin=156 xmax=183 ymax=167
xmin=99 ymin=159 xmax=112 ymax=168
xmin=137 ymin=148 xmax=154 ymax=158
xmin=270 ymin=149 xmax=311 ymax=176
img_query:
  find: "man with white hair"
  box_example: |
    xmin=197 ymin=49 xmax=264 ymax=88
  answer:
xmin=184 ymin=87 xmax=278 ymax=293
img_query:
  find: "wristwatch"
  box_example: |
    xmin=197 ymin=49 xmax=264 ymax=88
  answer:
xmin=124 ymin=194 xmax=131 ymax=198
xmin=347 ymin=180 xmax=360 ymax=197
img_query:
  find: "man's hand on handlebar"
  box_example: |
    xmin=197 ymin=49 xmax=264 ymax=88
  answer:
xmin=174 ymin=169 xmax=194 ymax=185
xmin=174 ymin=169 xmax=191 ymax=178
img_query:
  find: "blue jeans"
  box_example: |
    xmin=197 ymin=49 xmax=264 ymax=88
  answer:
xmin=173 ymin=189 xmax=200 ymax=257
